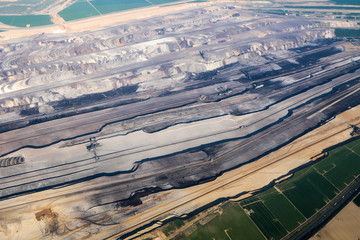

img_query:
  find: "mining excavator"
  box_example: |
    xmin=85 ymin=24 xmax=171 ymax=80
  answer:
xmin=87 ymin=137 xmax=100 ymax=160
xmin=350 ymin=124 xmax=360 ymax=136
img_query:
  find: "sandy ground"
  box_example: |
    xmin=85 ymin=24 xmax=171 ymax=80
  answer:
xmin=0 ymin=1 xmax=359 ymax=238
xmin=1 ymin=105 xmax=359 ymax=240
xmin=310 ymin=202 xmax=360 ymax=240
xmin=119 ymin=106 xmax=360 ymax=240
xmin=134 ymin=106 xmax=360 ymax=240
xmin=3 ymin=68 xmax=358 ymax=197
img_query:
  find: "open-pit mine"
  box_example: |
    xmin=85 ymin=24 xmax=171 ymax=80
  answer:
xmin=0 ymin=0 xmax=360 ymax=239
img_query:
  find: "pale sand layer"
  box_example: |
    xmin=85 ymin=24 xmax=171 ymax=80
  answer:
xmin=2 ymin=80 xmax=325 ymax=179
xmin=310 ymin=202 xmax=360 ymax=240
xmin=1 ymin=106 xmax=359 ymax=240
xmin=134 ymin=106 xmax=360 ymax=240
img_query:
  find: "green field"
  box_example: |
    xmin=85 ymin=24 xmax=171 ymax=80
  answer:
xmin=59 ymin=0 xmax=193 ymax=22
xmin=257 ymin=188 xmax=306 ymax=232
xmin=242 ymin=201 xmax=287 ymax=240
xmin=346 ymin=139 xmax=360 ymax=154
xmin=0 ymin=15 xmax=52 ymax=27
xmin=278 ymin=167 xmax=338 ymax=218
xmin=335 ymin=28 xmax=360 ymax=38
xmin=239 ymin=195 xmax=261 ymax=206
xmin=2 ymin=0 xmax=205 ymax=24
xmin=0 ymin=0 xmax=58 ymax=14
xmin=90 ymin=0 xmax=150 ymax=15
xmin=59 ymin=1 xmax=100 ymax=21
xmin=160 ymin=138 xmax=360 ymax=239
xmin=162 ymin=219 xmax=185 ymax=236
xmin=314 ymin=146 xmax=360 ymax=189
xmin=187 ymin=204 xmax=265 ymax=240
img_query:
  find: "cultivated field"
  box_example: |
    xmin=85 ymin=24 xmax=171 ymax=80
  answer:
xmin=0 ymin=0 xmax=360 ymax=239
xmin=158 ymin=137 xmax=360 ymax=240
xmin=181 ymin=203 xmax=266 ymax=240
xmin=278 ymin=167 xmax=338 ymax=218
xmin=257 ymin=188 xmax=306 ymax=232
xmin=242 ymin=201 xmax=287 ymax=240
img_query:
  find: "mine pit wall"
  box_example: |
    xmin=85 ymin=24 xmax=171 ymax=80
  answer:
xmin=1 ymin=4 xmax=360 ymax=239
xmin=0 ymin=30 xmax=334 ymax=134
xmin=0 ymin=8 xmax=334 ymax=133
xmin=1 ymin=71 xmax=359 ymax=201
xmin=126 ymin=89 xmax=359 ymax=200
xmin=0 ymin=39 xmax=357 ymax=157
xmin=1 ymin=36 xmax=360 ymax=200
xmin=70 ymin=104 xmax=360 ymax=240
xmin=1 ymin=105 xmax=359 ymax=240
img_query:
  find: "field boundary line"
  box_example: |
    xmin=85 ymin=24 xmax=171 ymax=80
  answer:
xmin=281 ymin=175 xmax=360 ymax=240
xmin=239 ymin=199 xmax=262 ymax=208
xmin=145 ymin=0 xmax=156 ymax=5
xmin=86 ymin=0 xmax=103 ymax=16
xmin=238 ymin=203 xmax=268 ymax=240
xmin=9 ymin=119 xmax=360 ymax=238
xmin=276 ymin=167 xmax=312 ymax=191
xmin=313 ymin=166 xmax=341 ymax=192
xmin=259 ymin=198 xmax=289 ymax=234
xmin=274 ymin=187 xmax=307 ymax=220
xmin=224 ymin=228 xmax=232 ymax=240
xmin=345 ymin=145 xmax=360 ymax=158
